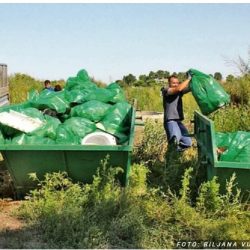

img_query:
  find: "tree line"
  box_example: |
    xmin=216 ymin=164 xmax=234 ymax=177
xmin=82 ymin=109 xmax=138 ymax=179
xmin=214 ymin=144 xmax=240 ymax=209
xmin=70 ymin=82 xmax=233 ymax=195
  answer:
xmin=116 ymin=70 xmax=230 ymax=87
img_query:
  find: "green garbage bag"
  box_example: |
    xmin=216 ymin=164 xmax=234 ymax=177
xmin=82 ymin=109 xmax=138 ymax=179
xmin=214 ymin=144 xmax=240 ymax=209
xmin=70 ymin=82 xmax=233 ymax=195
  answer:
xmin=70 ymin=100 xmax=112 ymax=122
xmin=9 ymin=134 xmax=55 ymax=145
xmin=64 ymin=89 xmax=91 ymax=103
xmin=19 ymin=107 xmax=45 ymax=121
xmin=29 ymin=115 xmax=61 ymax=140
xmin=56 ymin=117 xmax=96 ymax=144
xmin=215 ymin=131 xmax=250 ymax=162
xmin=96 ymin=102 xmax=132 ymax=143
xmin=215 ymin=132 xmax=235 ymax=147
xmin=83 ymin=87 xmax=116 ymax=103
xmin=65 ymin=86 xmax=119 ymax=104
xmin=106 ymin=83 xmax=126 ymax=103
xmin=0 ymin=130 xmax=5 ymax=144
xmin=0 ymin=101 xmax=31 ymax=113
xmin=65 ymin=69 xmax=97 ymax=91
xmin=56 ymin=125 xmax=80 ymax=145
xmin=28 ymin=89 xmax=70 ymax=114
xmin=188 ymin=69 xmax=230 ymax=115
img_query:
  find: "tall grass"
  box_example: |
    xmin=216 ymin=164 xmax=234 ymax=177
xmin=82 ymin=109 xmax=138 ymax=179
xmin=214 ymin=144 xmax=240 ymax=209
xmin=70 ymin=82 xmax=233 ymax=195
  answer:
xmin=8 ymin=73 xmax=66 ymax=104
xmin=210 ymin=105 xmax=250 ymax=131
xmin=223 ymin=74 xmax=250 ymax=106
xmin=125 ymin=86 xmax=163 ymax=111
xmin=9 ymin=73 xmax=43 ymax=104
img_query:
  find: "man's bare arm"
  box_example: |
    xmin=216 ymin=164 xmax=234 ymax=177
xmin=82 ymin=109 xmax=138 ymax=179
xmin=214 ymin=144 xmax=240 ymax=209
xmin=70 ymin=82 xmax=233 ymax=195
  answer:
xmin=167 ymin=78 xmax=191 ymax=95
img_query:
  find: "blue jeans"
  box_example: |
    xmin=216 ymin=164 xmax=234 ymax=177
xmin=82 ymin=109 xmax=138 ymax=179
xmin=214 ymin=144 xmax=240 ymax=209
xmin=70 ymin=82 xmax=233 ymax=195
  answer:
xmin=164 ymin=120 xmax=192 ymax=150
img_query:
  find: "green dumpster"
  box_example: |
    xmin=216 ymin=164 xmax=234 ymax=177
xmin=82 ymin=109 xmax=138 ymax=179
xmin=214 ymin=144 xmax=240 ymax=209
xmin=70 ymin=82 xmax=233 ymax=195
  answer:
xmin=0 ymin=105 xmax=136 ymax=197
xmin=194 ymin=111 xmax=250 ymax=194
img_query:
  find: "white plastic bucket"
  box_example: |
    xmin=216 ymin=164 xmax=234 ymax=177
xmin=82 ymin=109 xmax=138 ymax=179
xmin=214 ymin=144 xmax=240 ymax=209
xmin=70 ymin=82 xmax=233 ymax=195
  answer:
xmin=81 ymin=131 xmax=117 ymax=145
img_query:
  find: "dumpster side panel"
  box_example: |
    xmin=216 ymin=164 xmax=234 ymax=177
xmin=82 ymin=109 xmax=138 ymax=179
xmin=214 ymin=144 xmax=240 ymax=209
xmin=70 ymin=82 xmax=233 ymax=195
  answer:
xmin=195 ymin=111 xmax=250 ymax=195
xmin=207 ymin=163 xmax=250 ymax=193
xmin=65 ymin=150 xmax=130 ymax=185
xmin=2 ymin=150 xmax=67 ymax=196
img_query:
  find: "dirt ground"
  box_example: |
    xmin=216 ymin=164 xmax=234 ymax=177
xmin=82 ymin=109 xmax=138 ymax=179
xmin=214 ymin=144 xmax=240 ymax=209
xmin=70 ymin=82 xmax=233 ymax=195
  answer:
xmin=0 ymin=199 xmax=51 ymax=249
xmin=0 ymin=199 xmax=36 ymax=248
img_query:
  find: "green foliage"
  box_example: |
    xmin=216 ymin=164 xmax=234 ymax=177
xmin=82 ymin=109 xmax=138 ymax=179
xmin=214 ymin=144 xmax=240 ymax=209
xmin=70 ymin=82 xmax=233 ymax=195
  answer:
xmin=179 ymin=167 xmax=193 ymax=203
xmin=132 ymin=119 xmax=203 ymax=199
xmin=214 ymin=72 xmax=223 ymax=81
xmin=224 ymin=74 xmax=250 ymax=105
xmin=8 ymin=73 xmax=66 ymax=104
xmin=118 ymin=70 xmax=183 ymax=87
xmin=125 ymin=86 xmax=164 ymax=111
xmin=210 ymin=105 xmax=250 ymax=131
xmin=133 ymin=119 xmax=167 ymax=168
xmin=9 ymin=73 xmax=43 ymax=104
xmin=123 ymin=74 xmax=137 ymax=86
xmin=226 ymin=74 xmax=235 ymax=83
xmin=18 ymin=164 xmax=250 ymax=248
xmin=196 ymin=177 xmax=223 ymax=213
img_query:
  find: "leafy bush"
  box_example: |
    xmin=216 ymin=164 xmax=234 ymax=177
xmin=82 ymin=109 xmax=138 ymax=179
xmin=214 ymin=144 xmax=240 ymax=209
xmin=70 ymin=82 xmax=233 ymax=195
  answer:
xmin=209 ymin=105 xmax=250 ymax=131
xmin=18 ymin=164 xmax=250 ymax=248
xmin=224 ymin=74 xmax=250 ymax=106
xmin=9 ymin=73 xmax=43 ymax=104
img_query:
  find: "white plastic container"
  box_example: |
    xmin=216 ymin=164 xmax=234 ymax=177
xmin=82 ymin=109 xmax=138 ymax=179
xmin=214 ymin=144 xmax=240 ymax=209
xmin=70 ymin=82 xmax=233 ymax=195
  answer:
xmin=0 ymin=110 xmax=44 ymax=133
xmin=81 ymin=131 xmax=117 ymax=145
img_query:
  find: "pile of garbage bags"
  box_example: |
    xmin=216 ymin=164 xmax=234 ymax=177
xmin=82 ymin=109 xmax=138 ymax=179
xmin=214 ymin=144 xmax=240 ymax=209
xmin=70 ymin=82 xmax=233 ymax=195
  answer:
xmin=0 ymin=69 xmax=132 ymax=145
xmin=215 ymin=131 xmax=250 ymax=162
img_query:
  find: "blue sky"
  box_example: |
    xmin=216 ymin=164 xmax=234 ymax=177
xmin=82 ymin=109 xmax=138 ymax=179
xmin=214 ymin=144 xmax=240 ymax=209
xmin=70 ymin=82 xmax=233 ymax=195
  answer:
xmin=1 ymin=3 xmax=250 ymax=83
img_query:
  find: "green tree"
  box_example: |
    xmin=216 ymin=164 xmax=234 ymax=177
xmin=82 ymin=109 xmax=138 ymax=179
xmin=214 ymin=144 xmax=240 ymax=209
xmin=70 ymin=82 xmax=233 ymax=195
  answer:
xmin=163 ymin=70 xmax=170 ymax=79
xmin=139 ymin=74 xmax=148 ymax=82
xmin=148 ymin=71 xmax=157 ymax=79
xmin=177 ymin=72 xmax=186 ymax=82
xmin=156 ymin=70 xmax=165 ymax=79
xmin=123 ymin=74 xmax=137 ymax=86
xmin=226 ymin=74 xmax=235 ymax=83
xmin=214 ymin=72 xmax=223 ymax=81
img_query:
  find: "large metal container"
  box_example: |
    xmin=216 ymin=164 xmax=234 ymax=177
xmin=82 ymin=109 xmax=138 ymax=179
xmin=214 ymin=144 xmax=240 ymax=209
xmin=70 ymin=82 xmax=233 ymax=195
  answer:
xmin=0 ymin=104 xmax=136 ymax=197
xmin=194 ymin=111 xmax=250 ymax=194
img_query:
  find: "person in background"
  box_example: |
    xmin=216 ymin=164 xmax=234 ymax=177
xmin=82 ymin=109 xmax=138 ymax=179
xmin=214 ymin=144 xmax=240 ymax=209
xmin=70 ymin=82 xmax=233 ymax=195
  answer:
xmin=44 ymin=80 xmax=54 ymax=91
xmin=161 ymin=73 xmax=192 ymax=152
xmin=54 ymin=84 xmax=62 ymax=92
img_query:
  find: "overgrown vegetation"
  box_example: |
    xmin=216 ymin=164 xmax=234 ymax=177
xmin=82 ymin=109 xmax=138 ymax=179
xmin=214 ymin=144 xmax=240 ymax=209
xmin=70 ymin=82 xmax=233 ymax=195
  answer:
xmin=210 ymin=105 xmax=250 ymax=131
xmin=117 ymin=69 xmax=223 ymax=87
xmin=17 ymin=161 xmax=250 ymax=248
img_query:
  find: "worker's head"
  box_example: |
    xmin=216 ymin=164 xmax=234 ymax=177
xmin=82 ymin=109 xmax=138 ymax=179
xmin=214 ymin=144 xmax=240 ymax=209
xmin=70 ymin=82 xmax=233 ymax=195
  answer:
xmin=44 ymin=80 xmax=51 ymax=88
xmin=168 ymin=75 xmax=179 ymax=88
xmin=54 ymin=84 xmax=62 ymax=92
